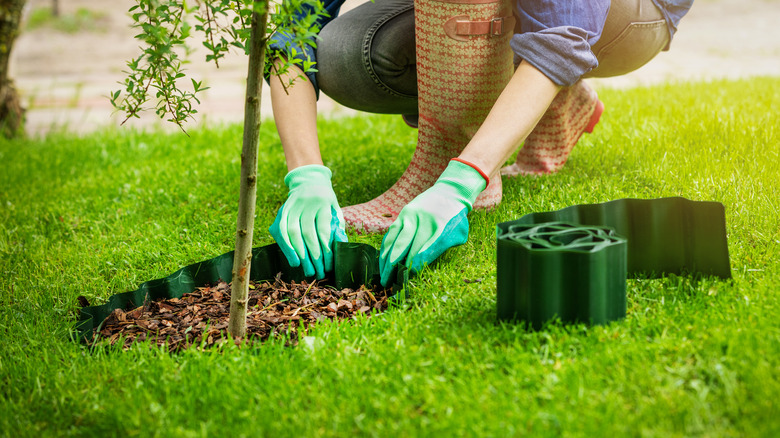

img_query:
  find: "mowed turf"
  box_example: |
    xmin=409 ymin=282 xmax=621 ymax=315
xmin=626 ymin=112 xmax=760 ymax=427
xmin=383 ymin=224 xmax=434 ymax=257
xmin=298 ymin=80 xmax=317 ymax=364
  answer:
xmin=0 ymin=77 xmax=778 ymax=437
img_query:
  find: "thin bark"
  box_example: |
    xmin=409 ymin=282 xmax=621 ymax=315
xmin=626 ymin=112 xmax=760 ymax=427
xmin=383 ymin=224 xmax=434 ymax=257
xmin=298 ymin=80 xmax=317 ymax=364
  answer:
xmin=228 ymin=5 xmax=270 ymax=339
xmin=0 ymin=0 xmax=25 ymax=138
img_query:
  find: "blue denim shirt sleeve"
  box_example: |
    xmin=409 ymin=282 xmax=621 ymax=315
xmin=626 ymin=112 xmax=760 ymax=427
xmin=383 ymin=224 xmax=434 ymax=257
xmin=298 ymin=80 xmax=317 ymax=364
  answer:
xmin=651 ymin=0 xmax=694 ymax=38
xmin=510 ymin=0 xmax=610 ymax=86
xmin=266 ymin=0 xmax=346 ymax=98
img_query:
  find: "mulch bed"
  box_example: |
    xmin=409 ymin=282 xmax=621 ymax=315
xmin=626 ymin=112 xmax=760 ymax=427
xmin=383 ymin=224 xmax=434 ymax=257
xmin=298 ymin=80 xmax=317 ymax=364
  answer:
xmin=87 ymin=274 xmax=392 ymax=352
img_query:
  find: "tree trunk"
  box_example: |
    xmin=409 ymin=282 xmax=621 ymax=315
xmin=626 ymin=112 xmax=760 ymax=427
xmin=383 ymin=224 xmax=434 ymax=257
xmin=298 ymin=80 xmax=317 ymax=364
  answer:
xmin=0 ymin=0 xmax=25 ymax=138
xmin=227 ymin=5 xmax=270 ymax=339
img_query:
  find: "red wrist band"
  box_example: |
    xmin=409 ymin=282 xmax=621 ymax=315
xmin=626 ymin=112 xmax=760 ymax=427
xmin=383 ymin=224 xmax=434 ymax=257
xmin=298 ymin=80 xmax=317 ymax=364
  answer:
xmin=452 ymin=158 xmax=490 ymax=186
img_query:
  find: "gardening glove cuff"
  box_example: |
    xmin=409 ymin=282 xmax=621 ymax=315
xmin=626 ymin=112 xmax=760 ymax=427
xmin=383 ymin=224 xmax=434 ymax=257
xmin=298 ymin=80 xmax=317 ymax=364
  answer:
xmin=379 ymin=160 xmax=488 ymax=286
xmin=270 ymin=164 xmax=348 ymax=279
xmin=283 ymin=163 xmax=330 ymax=189
xmin=437 ymin=158 xmax=489 ymax=207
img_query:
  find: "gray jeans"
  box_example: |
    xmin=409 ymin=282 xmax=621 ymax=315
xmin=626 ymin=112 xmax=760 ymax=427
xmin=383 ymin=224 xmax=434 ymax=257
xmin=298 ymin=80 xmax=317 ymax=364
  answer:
xmin=317 ymin=0 xmax=418 ymax=115
xmin=316 ymin=0 xmax=671 ymax=115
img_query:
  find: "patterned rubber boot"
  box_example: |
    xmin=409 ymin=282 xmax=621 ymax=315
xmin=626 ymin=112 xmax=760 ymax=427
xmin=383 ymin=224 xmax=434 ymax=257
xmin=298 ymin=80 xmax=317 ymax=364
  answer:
xmin=501 ymin=80 xmax=604 ymax=177
xmin=342 ymin=0 xmax=515 ymax=233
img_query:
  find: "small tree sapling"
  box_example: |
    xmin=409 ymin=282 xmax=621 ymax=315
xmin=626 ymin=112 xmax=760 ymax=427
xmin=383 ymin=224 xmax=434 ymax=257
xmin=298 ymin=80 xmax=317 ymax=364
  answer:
xmin=111 ymin=0 xmax=326 ymax=339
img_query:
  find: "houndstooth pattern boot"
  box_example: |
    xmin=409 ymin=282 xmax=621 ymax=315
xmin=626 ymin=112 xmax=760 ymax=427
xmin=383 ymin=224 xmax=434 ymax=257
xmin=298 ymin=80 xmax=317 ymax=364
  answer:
xmin=501 ymin=80 xmax=604 ymax=176
xmin=343 ymin=0 xmax=515 ymax=233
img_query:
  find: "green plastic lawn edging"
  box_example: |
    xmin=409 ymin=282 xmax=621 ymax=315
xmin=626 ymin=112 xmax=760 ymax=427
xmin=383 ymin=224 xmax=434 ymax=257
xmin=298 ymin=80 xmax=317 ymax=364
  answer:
xmin=496 ymin=197 xmax=731 ymax=328
xmin=497 ymin=222 xmax=628 ymax=328
xmin=75 ymin=242 xmax=409 ymax=342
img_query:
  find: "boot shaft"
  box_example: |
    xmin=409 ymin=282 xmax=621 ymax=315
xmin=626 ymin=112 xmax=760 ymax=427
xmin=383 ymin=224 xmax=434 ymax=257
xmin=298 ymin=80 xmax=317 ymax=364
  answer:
xmin=415 ymin=0 xmax=515 ymax=141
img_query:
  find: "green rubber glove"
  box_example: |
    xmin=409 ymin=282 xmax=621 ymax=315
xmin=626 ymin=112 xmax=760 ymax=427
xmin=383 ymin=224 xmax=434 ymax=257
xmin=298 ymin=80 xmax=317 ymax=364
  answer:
xmin=379 ymin=160 xmax=487 ymax=286
xmin=269 ymin=165 xmax=348 ymax=279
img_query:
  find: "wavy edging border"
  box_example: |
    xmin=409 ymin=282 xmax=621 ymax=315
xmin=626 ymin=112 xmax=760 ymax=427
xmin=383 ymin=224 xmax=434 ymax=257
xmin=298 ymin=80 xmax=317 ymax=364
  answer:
xmin=75 ymin=242 xmax=409 ymax=342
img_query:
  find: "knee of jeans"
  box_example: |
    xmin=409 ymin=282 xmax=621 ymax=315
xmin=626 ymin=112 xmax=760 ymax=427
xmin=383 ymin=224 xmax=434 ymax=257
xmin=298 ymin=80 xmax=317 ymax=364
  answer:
xmin=316 ymin=16 xmax=417 ymax=113
xmin=316 ymin=21 xmax=363 ymax=90
xmin=316 ymin=19 xmax=415 ymax=93
xmin=369 ymin=20 xmax=417 ymax=96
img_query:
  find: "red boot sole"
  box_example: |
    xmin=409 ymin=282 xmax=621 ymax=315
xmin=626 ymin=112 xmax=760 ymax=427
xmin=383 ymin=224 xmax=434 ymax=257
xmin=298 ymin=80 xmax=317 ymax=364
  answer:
xmin=585 ymin=99 xmax=605 ymax=134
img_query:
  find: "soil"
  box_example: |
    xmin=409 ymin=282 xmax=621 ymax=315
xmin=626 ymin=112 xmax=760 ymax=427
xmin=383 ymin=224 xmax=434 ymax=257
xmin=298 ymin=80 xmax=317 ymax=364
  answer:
xmin=86 ymin=275 xmax=392 ymax=352
xmin=12 ymin=0 xmax=780 ymax=136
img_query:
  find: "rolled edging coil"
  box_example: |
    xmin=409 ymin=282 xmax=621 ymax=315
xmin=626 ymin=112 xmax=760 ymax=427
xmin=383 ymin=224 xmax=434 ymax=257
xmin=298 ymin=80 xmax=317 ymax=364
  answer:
xmin=497 ymin=222 xmax=627 ymax=328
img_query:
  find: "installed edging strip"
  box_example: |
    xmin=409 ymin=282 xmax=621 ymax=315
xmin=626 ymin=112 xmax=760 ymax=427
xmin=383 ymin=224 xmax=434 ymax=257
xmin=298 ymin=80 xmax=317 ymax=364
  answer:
xmin=75 ymin=241 xmax=409 ymax=342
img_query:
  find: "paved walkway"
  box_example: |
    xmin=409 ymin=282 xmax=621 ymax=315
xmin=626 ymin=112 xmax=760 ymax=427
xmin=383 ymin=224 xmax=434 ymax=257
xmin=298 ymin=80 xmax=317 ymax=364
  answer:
xmin=11 ymin=0 xmax=780 ymax=136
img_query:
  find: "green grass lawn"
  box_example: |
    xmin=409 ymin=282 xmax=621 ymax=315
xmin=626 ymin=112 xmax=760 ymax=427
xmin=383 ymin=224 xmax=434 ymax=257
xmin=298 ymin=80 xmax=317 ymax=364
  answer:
xmin=1 ymin=78 xmax=778 ymax=437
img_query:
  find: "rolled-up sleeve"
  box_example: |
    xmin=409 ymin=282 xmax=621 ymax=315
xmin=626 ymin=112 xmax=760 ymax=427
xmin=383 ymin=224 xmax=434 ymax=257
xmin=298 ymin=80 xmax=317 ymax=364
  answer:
xmin=267 ymin=0 xmax=346 ymax=97
xmin=511 ymin=0 xmax=610 ymax=86
xmin=651 ymin=0 xmax=694 ymax=38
